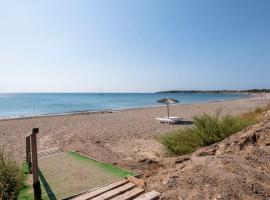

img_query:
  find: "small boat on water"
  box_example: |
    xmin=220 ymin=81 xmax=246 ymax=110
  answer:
xmin=99 ymin=87 xmax=104 ymax=95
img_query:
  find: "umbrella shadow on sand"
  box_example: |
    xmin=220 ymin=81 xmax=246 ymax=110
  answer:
xmin=174 ymin=120 xmax=193 ymax=125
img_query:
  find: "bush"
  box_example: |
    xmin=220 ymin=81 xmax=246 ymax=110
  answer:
xmin=161 ymin=129 xmax=202 ymax=155
xmin=0 ymin=149 xmax=25 ymax=200
xmin=193 ymin=113 xmax=255 ymax=146
xmin=160 ymin=111 xmax=258 ymax=155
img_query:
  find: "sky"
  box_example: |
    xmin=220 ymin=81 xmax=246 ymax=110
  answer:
xmin=0 ymin=0 xmax=269 ymax=93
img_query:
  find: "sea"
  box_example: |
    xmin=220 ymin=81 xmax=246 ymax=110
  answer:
xmin=0 ymin=93 xmax=249 ymax=119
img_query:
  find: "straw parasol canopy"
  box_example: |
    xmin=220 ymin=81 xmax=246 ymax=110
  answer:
xmin=157 ymin=97 xmax=179 ymax=118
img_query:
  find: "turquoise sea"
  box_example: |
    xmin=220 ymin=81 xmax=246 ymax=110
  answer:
xmin=0 ymin=93 xmax=249 ymax=119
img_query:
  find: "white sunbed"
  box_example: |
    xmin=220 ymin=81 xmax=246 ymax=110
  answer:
xmin=155 ymin=116 xmax=182 ymax=124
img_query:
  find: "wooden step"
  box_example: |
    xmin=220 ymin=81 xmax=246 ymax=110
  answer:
xmin=73 ymin=179 xmax=128 ymax=200
xmin=92 ymin=183 xmax=135 ymax=200
xmin=38 ymin=148 xmax=62 ymax=158
xmin=110 ymin=188 xmax=145 ymax=200
xmin=133 ymin=191 xmax=160 ymax=200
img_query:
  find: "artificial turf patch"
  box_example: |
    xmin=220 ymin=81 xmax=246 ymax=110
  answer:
xmin=67 ymin=151 xmax=135 ymax=178
xmin=18 ymin=151 xmax=135 ymax=199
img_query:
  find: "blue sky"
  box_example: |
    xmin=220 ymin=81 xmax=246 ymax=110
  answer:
xmin=0 ymin=0 xmax=269 ymax=92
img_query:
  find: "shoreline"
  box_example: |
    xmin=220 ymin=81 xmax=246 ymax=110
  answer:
xmin=0 ymin=93 xmax=254 ymax=121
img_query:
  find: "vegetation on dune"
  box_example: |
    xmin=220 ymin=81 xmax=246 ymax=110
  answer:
xmin=161 ymin=104 xmax=270 ymax=155
xmin=157 ymin=89 xmax=270 ymax=94
xmin=0 ymin=149 xmax=25 ymax=200
xmin=240 ymin=104 xmax=270 ymax=121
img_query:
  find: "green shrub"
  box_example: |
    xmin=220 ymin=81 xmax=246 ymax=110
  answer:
xmin=161 ymin=129 xmax=202 ymax=155
xmin=0 ymin=149 xmax=25 ymax=200
xmin=160 ymin=111 xmax=257 ymax=156
xmin=193 ymin=113 xmax=255 ymax=146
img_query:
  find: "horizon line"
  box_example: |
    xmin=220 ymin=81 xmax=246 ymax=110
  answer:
xmin=0 ymin=88 xmax=269 ymax=94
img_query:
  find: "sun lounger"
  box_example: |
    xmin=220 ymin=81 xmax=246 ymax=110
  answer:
xmin=167 ymin=116 xmax=182 ymax=121
xmin=155 ymin=117 xmax=182 ymax=124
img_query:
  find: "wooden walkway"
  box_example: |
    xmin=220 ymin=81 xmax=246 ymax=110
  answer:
xmin=71 ymin=177 xmax=160 ymax=200
xmin=25 ymin=129 xmax=159 ymax=200
xmin=35 ymin=147 xmax=159 ymax=200
xmin=38 ymin=147 xmax=63 ymax=158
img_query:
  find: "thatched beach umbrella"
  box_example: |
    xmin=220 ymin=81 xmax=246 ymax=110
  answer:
xmin=157 ymin=97 xmax=179 ymax=118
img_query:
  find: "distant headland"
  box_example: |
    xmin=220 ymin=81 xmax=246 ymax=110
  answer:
xmin=156 ymin=89 xmax=270 ymax=94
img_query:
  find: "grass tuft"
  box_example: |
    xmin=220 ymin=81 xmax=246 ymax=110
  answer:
xmin=160 ymin=105 xmax=270 ymax=156
xmin=0 ymin=149 xmax=25 ymax=200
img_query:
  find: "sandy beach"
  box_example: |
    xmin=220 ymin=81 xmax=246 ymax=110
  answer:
xmin=0 ymin=94 xmax=269 ymax=172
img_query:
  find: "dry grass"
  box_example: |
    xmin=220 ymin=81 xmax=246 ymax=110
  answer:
xmin=0 ymin=149 xmax=25 ymax=200
xmin=240 ymin=103 xmax=270 ymax=121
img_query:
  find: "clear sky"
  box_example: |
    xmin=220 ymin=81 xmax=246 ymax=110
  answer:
xmin=0 ymin=0 xmax=269 ymax=93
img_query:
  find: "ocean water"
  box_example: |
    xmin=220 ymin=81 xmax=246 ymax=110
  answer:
xmin=0 ymin=93 xmax=249 ymax=119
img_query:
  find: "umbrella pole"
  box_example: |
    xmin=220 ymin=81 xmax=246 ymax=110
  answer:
xmin=167 ymin=104 xmax=170 ymax=118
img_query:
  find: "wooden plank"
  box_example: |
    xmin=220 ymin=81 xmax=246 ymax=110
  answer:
xmin=92 ymin=183 xmax=135 ymax=200
xmin=127 ymin=176 xmax=146 ymax=187
xmin=38 ymin=147 xmax=59 ymax=155
xmin=38 ymin=148 xmax=63 ymax=158
xmin=133 ymin=191 xmax=160 ymax=200
xmin=73 ymin=179 xmax=128 ymax=200
xmin=111 ymin=188 xmax=145 ymax=200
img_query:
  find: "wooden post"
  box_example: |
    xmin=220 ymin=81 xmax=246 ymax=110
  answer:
xmin=30 ymin=128 xmax=41 ymax=200
xmin=26 ymin=136 xmax=32 ymax=173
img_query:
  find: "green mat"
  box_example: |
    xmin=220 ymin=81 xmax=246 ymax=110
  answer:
xmin=18 ymin=151 xmax=135 ymax=200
